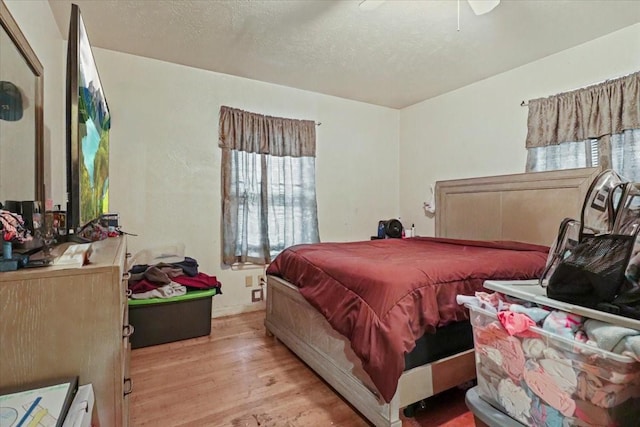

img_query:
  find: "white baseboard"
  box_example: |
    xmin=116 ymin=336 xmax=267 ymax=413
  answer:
xmin=212 ymin=301 xmax=266 ymax=318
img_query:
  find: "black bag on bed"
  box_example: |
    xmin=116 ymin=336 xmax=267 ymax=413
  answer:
xmin=379 ymin=219 xmax=403 ymax=238
xmin=544 ymin=170 xmax=640 ymax=310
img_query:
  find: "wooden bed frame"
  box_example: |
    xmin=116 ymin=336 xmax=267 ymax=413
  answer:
xmin=265 ymin=167 xmax=599 ymax=427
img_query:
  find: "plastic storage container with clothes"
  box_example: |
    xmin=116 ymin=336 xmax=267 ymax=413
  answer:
xmin=468 ymin=304 xmax=640 ymax=427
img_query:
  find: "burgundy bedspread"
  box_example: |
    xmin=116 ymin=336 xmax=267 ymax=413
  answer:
xmin=266 ymin=237 xmax=549 ymax=402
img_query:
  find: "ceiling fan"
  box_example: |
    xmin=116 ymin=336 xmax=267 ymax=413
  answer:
xmin=359 ymin=0 xmax=501 ymax=16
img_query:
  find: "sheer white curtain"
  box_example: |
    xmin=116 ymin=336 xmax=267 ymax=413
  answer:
xmin=526 ymin=132 xmax=640 ymax=181
xmin=526 ymin=140 xmax=591 ymax=172
xmin=266 ymin=155 xmax=319 ymax=260
xmin=611 ymin=129 xmax=640 ymax=182
xmin=219 ymin=106 xmax=319 ymax=265
xmin=225 ymin=150 xmax=267 ymax=263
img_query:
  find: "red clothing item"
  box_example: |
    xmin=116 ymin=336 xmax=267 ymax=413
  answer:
xmin=128 ymin=278 xmax=159 ymax=294
xmin=173 ymin=273 xmax=221 ymax=289
xmin=129 ymin=273 xmax=221 ymax=294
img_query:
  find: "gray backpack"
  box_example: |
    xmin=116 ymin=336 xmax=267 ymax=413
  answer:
xmin=540 ymin=170 xmax=640 ymax=313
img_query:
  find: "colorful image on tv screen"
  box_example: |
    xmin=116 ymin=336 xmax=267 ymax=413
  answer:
xmin=78 ymin=14 xmax=110 ymax=226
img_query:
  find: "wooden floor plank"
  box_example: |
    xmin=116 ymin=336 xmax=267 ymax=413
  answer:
xmin=130 ymin=310 xmax=472 ymax=426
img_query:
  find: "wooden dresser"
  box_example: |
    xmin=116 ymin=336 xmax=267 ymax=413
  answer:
xmin=0 ymin=236 xmax=132 ymax=426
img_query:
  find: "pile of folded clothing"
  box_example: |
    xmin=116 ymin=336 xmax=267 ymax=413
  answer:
xmin=128 ymin=256 xmax=222 ymax=300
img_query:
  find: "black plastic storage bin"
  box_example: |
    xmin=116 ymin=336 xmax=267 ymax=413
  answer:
xmin=128 ymin=288 xmax=217 ymax=349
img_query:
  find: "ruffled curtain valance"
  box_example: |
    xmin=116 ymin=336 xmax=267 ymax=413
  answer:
xmin=218 ymin=106 xmax=316 ymax=157
xmin=526 ymin=72 xmax=640 ymax=149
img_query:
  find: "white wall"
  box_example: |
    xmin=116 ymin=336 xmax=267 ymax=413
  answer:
xmin=399 ymin=24 xmax=640 ymax=239
xmin=4 ymin=0 xmax=65 ymax=206
xmin=96 ymin=50 xmax=399 ymax=316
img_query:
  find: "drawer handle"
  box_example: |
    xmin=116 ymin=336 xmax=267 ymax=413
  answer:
xmin=124 ymin=378 xmax=133 ymax=396
xmin=122 ymin=272 xmax=131 ymax=281
xmin=123 ymin=324 xmax=135 ymax=338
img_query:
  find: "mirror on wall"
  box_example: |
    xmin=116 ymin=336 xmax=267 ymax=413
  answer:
xmin=0 ymin=1 xmax=44 ymax=207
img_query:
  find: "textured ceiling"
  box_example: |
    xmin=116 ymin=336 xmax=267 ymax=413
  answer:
xmin=47 ymin=0 xmax=640 ymax=109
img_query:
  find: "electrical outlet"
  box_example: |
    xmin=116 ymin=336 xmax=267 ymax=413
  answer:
xmin=258 ymin=275 xmax=265 ymax=285
xmin=245 ymin=275 xmax=253 ymax=287
xmin=251 ymin=288 xmax=264 ymax=302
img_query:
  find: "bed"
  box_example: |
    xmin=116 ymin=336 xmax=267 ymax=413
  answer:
xmin=264 ymin=167 xmax=600 ymax=427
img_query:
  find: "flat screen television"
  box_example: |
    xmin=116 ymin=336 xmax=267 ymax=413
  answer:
xmin=66 ymin=3 xmax=110 ymax=235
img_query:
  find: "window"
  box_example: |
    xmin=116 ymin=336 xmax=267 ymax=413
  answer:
xmin=525 ymin=72 xmax=639 ymax=181
xmin=527 ymin=133 xmax=639 ymax=182
xmin=219 ymin=106 xmax=319 ymax=265
xmin=526 ymin=140 xmax=592 ymax=172
xmin=611 ymin=129 xmax=640 ymax=182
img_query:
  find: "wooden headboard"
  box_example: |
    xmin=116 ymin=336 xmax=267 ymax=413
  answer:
xmin=435 ymin=168 xmax=600 ymax=246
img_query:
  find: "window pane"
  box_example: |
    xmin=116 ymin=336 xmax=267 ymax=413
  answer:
xmin=611 ymin=129 xmax=640 ymax=182
xmin=266 ymin=155 xmax=319 ymax=258
xmin=526 ymin=140 xmax=589 ymax=172
xmin=231 ymin=150 xmax=266 ymax=259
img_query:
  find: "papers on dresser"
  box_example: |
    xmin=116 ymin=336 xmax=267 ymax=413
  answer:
xmin=0 ymin=377 xmax=78 ymax=427
xmin=61 ymin=384 xmax=94 ymax=427
xmin=54 ymin=243 xmax=92 ymax=268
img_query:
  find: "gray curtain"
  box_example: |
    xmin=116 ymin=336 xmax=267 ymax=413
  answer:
xmin=219 ymin=106 xmax=319 ymax=265
xmin=526 ymin=72 xmax=639 ymax=149
xmin=526 ymin=72 xmax=640 ymax=175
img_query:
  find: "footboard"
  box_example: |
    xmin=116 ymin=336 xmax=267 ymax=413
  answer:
xmin=265 ymin=275 xmax=476 ymax=427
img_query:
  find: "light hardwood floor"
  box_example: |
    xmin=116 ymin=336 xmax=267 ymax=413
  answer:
xmin=130 ymin=310 xmax=473 ymax=427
